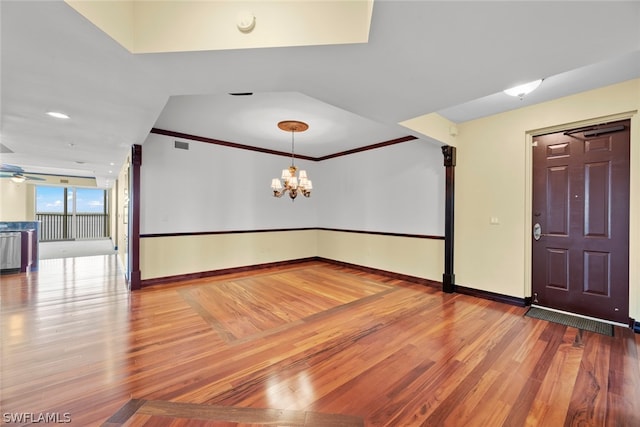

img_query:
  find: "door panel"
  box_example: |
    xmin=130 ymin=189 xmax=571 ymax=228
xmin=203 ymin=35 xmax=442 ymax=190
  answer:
xmin=583 ymin=251 xmax=609 ymax=295
xmin=584 ymin=161 xmax=610 ymax=237
xmin=532 ymin=120 xmax=630 ymax=323
xmin=546 ymin=166 xmax=569 ymax=235
xmin=546 ymin=248 xmax=569 ymax=290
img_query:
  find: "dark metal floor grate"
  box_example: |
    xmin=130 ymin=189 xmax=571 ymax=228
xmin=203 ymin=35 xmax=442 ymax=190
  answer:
xmin=525 ymin=307 xmax=614 ymax=337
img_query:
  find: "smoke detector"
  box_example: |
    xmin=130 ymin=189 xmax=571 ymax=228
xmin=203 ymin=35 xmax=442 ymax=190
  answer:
xmin=237 ymin=12 xmax=256 ymax=33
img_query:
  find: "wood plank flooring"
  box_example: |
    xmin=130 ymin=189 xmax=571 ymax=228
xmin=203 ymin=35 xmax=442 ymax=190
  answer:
xmin=1 ymin=256 xmax=639 ymax=426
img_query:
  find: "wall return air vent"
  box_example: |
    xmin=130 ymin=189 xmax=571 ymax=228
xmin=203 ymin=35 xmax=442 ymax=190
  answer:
xmin=174 ymin=141 xmax=190 ymax=150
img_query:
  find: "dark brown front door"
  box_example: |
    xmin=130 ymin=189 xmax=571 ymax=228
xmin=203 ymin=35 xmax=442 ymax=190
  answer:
xmin=532 ymin=120 xmax=630 ymax=324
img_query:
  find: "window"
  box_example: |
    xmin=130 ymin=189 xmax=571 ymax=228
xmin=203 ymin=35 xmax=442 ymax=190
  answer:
xmin=36 ymin=186 xmax=65 ymax=214
xmin=75 ymin=188 xmax=106 ymax=213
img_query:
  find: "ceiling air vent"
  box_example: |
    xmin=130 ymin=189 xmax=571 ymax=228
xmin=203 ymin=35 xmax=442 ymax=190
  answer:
xmin=174 ymin=140 xmax=190 ymax=150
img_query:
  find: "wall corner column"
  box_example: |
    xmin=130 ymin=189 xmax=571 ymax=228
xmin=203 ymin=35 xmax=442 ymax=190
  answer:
xmin=441 ymin=145 xmax=456 ymax=293
xmin=129 ymin=144 xmax=142 ymax=290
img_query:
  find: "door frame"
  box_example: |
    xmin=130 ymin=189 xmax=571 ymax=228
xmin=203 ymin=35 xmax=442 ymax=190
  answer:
xmin=523 ymin=111 xmax=638 ymax=324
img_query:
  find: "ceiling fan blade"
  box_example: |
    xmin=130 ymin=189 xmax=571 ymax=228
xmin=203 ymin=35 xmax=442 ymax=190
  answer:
xmin=0 ymin=172 xmax=46 ymax=182
xmin=0 ymin=163 xmax=25 ymax=174
xmin=1 ymin=164 xmax=47 ymax=181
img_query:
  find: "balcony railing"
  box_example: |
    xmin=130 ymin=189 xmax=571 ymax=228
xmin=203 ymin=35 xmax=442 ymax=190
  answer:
xmin=37 ymin=213 xmax=109 ymax=241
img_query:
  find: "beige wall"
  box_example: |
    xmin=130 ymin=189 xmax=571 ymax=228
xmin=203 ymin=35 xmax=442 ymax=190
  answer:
xmin=116 ymin=158 xmax=130 ymax=269
xmin=108 ymin=185 xmax=118 ymax=251
xmin=400 ymin=112 xmax=459 ymax=148
xmin=0 ymin=180 xmax=32 ymax=221
xmin=140 ymin=230 xmax=318 ymax=281
xmin=140 ymin=229 xmax=444 ymax=283
xmin=316 ymin=230 xmax=443 ymax=282
xmin=452 ymin=78 xmax=639 ymax=319
xmin=66 ymin=0 xmax=372 ymax=54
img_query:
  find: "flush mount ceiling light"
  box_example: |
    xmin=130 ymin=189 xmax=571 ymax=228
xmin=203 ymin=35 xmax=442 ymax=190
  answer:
xmin=46 ymin=111 xmax=70 ymax=119
xmin=10 ymin=174 xmax=27 ymax=183
xmin=503 ymin=79 xmax=543 ymax=99
xmin=271 ymin=120 xmax=312 ymax=201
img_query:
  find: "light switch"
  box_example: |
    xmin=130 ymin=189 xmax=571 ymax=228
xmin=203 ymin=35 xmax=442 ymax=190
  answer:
xmin=490 ymin=217 xmax=500 ymax=225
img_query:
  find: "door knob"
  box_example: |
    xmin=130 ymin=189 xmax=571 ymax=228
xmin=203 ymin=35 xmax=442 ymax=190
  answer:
xmin=533 ymin=223 xmax=542 ymax=241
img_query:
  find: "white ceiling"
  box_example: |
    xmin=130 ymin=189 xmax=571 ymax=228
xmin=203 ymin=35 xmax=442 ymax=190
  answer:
xmin=154 ymin=91 xmax=412 ymax=159
xmin=1 ymin=1 xmax=639 ymax=188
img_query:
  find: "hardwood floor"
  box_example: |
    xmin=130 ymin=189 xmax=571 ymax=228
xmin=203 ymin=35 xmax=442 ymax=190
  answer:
xmin=1 ymin=256 xmax=639 ymax=426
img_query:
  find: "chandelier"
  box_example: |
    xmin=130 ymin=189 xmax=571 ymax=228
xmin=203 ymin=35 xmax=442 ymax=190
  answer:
xmin=270 ymin=120 xmax=312 ymax=200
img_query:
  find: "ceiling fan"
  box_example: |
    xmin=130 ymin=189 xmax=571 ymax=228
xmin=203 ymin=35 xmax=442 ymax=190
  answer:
xmin=0 ymin=164 xmax=46 ymax=183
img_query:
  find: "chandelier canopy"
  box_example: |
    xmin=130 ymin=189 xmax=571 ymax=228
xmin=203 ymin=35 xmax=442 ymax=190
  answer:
xmin=271 ymin=120 xmax=312 ymax=200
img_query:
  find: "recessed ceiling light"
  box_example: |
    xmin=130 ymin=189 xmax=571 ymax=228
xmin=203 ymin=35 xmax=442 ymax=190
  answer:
xmin=46 ymin=111 xmax=70 ymax=119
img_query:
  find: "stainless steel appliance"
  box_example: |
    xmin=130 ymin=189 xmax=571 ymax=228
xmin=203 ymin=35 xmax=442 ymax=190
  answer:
xmin=1 ymin=232 xmax=21 ymax=271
